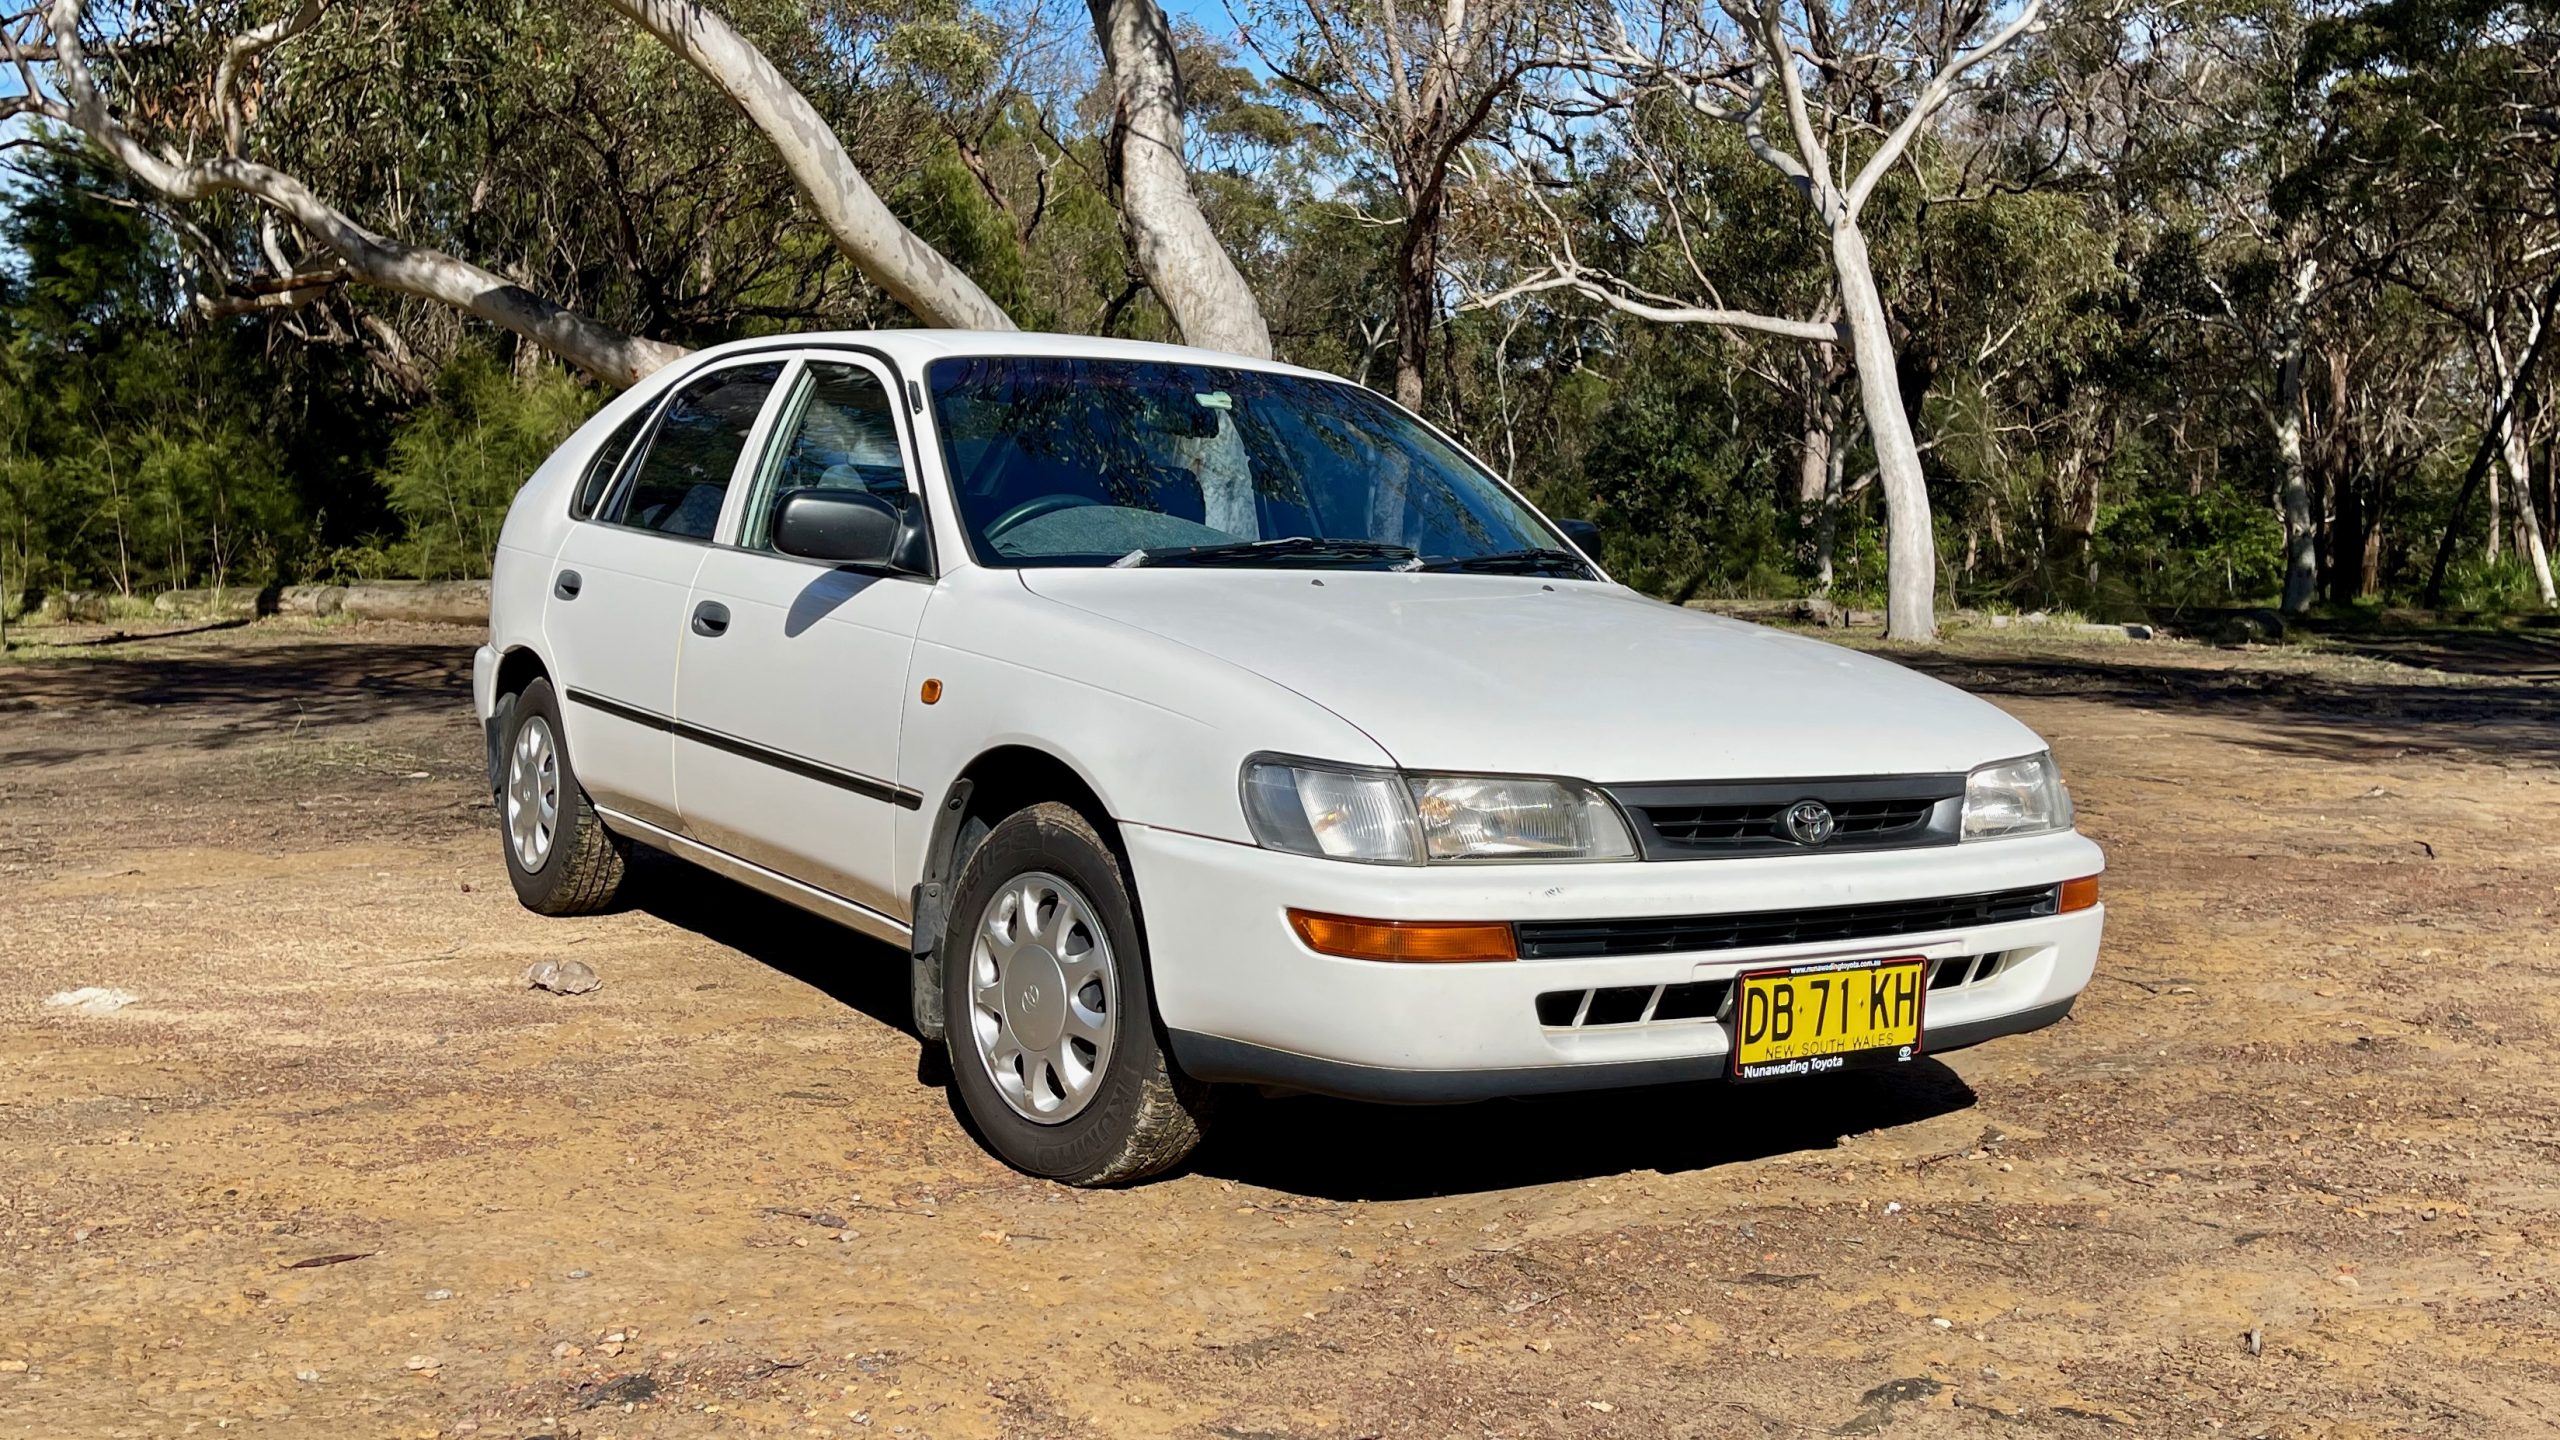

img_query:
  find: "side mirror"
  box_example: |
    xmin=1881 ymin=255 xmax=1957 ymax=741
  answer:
xmin=1556 ymin=518 xmax=1604 ymax=560
xmin=772 ymin=489 xmax=927 ymax=572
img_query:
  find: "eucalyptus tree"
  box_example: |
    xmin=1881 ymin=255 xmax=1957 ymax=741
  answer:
xmin=1480 ymin=0 xmax=2058 ymax=640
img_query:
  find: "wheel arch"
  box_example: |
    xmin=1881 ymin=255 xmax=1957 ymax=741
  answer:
xmin=909 ymin=743 xmax=1123 ymax=1041
xmin=493 ymin=644 xmax=551 ymax=702
xmin=483 ymin=645 xmax=555 ymax=795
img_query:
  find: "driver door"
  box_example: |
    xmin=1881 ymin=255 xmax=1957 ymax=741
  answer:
xmin=673 ymin=354 xmax=931 ymax=921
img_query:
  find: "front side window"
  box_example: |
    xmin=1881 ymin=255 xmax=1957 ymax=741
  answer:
xmin=604 ymin=361 xmax=785 ymax=539
xmin=927 ymin=357 xmax=1581 ymax=573
xmin=738 ymin=361 xmax=909 ymax=552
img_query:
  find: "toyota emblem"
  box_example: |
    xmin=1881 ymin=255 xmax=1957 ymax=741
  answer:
xmin=1782 ymin=800 xmax=1837 ymax=846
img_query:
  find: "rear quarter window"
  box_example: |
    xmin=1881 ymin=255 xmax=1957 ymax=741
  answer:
xmin=569 ymin=405 xmax=654 ymax=521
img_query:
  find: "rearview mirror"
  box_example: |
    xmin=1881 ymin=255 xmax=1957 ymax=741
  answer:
xmin=772 ymin=489 xmax=926 ymax=572
xmin=1556 ymin=518 xmax=1604 ymax=559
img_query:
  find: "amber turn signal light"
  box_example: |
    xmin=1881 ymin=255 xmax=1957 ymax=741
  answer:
xmin=1287 ymin=910 xmax=1516 ymax=963
xmin=2058 ymin=874 xmax=2101 ymax=913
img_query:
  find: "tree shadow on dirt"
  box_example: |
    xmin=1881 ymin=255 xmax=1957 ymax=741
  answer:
xmin=1190 ymin=1064 xmax=1979 ymax=1201
xmin=0 ymin=637 xmax=472 ymax=764
xmin=1899 ymin=633 xmax=2560 ymax=767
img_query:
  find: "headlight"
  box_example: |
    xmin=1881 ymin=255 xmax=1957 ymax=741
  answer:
xmin=1241 ymin=758 xmax=1636 ymax=864
xmin=1409 ymin=774 xmax=1636 ymax=860
xmin=1241 ymin=760 xmax=1420 ymax=864
xmin=1962 ymin=752 xmax=2073 ymax=839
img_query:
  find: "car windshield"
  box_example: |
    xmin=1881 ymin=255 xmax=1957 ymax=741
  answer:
xmin=928 ymin=356 xmax=1583 ymax=572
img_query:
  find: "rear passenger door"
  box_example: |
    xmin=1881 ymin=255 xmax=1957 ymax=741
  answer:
xmin=672 ymin=354 xmax=930 ymax=921
xmin=544 ymin=358 xmax=785 ymax=830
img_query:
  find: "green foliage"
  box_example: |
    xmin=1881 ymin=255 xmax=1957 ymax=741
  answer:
xmin=895 ymin=141 xmax=1039 ymax=328
xmin=376 ymin=357 xmax=599 ymax=580
xmin=1568 ymin=339 xmax=1801 ymax=600
xmin=0 ymin=146 xmax=309 ymax=596
xmin=2096 ymin=487 xmax=2291 ymax=609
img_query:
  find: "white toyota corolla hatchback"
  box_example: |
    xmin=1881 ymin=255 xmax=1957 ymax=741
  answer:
xmin=475 ymin=331 xmax=2104 ymax=1184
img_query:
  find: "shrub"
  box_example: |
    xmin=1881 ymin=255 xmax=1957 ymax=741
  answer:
xmin=376 ymin=356 xmax=598 ymax=580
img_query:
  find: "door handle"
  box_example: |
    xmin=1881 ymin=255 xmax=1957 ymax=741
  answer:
xmin=553 ymin=569 xmax=583 ymax=601
xmin=691 ymin=600 xmax=731 ymax=638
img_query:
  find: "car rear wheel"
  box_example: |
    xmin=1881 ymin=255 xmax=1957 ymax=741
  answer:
xmin=942 ymin=802 xmax=1213 ymax=1185
xmin=498 ymin=676 xmax=631 ymax=916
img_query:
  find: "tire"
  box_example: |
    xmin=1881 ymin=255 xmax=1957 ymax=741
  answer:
xmin=497 ymin=676 xmax=631 ymax=916
xmin=942 ymin=802 xmax=1213 ymax=1185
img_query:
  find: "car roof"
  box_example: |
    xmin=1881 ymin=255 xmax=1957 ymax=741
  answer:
xmin=678 ymin=328 xmax=1349 ymax=386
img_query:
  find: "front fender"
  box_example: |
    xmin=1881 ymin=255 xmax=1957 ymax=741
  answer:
xmin=892 ymin=569 xmax=1388 ymax=880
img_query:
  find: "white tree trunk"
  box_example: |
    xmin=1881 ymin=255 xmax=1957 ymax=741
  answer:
xmin=600 ymin=0 xmax=1016 ymax=333
xmin=2486 ymin=444 xmax=2506 ymax=561
xmin=1832 ymin=226 xmax=1936 ymax=640
xmin=2273 ymin=255 xmax=2320 ymax=614
xmin=2486 ymin=317 xmax=2555 ymax=603
xmin=1088 ymin=0 xmax=1271 ymax=357
xmin=2496 ymin=393 xmax=2559 ymax=606
xmin=1797 ymin=372 xmax=1843 ymax=595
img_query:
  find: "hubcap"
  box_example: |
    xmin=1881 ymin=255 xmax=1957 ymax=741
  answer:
xmin=505 ymin=714 xmax=562 ymax=872
xmin=967 ymin=871 xmax=1118 ymax=1124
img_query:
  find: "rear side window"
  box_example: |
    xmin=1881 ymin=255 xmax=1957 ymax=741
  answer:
xmin=602 ymin=361 xmax=785 ymax=539
xmin=569 ymin=405 xmax=653 ymax=520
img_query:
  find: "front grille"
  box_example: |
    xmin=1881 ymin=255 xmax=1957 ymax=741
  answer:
xmin=1537 ymin=979 xmax=1735 ymax=1029
xmin=1606 ymin=774 xmax=1964 ymax=859
xmin=1534 ymin=950 xmax=2027 ymax=1030
xmin=1643 ymin=795 xmax=1941 ymax=846
xmin=1514 ymin=884 xmax=2059 ymax=961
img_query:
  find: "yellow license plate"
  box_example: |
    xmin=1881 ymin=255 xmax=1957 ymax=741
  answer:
xmin=1731 ymin=957 xmax=1926 ymax=1080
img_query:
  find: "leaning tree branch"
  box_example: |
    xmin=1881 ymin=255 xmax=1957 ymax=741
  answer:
xmin=597 ymin=0 xmax=1016 ymax=332
xmin=1086 ymin=0 xmax=1271 ymax=357
xmin=194 ymin=278 xmax=339 ymax=317
xmin=36 ymin=0 xmax=686 ymax=386
xmin=1459 ymin=256 xmax=1845 ymax=343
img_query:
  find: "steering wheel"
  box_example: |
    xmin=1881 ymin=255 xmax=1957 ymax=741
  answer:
xmin=985 ymin=493 xmax=1104 ymax=539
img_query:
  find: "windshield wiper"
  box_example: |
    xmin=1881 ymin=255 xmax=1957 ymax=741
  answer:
xmin=1117 ymin=536 xmax=1418 ymax=568
xmin=1416 ymin=547 xmax=1593 ymax=577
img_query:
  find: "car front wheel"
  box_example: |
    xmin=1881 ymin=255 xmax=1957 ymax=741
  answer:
xmin=497 ymin=676 xmax=631 ymax=916
xmin=942 ymin=802 xmax=1213 ymax=1185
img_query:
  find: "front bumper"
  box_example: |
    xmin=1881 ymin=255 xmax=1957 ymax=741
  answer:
xmin=471 ymin=643 xmax=500 ymax=723
xmin=1123 ymin=822 xmax=2103 ymax=1102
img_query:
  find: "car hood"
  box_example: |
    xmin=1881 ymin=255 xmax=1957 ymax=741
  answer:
xmin=1017 ymin=570 xmax=2045 ymax=781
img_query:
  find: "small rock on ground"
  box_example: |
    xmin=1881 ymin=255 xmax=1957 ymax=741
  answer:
xmin=524 ymin=960 xmax=600 ymax=996
xmin=44 ymin=987 xmax=137 ymax=1016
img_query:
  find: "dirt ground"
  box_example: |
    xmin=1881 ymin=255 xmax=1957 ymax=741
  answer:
xmin=2 ymin=617 xmax=2556 ymax=1440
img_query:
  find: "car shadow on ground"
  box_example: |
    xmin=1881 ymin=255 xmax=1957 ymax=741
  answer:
xmin=626 ymin=850 xmax=1981 ymax=1200
xmin=625 ymin=848 xmax=920 ymax=1040
xmin=1189 ymin=1064 xmax=1978 ymax=1202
